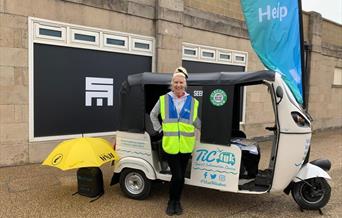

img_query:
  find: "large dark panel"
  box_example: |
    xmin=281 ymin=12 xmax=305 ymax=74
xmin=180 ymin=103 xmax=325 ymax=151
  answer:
xmin=200 ymin=85 xmax=234 ymax=145
xmin=183 ymin=60 xmax=245 ymax=121
xmin=34 ymin=43 xmax=151 ymax=137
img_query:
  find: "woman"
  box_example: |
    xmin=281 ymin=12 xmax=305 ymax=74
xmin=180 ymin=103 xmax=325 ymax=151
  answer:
xmin=150 ymin=67 xmax=200 ymax=216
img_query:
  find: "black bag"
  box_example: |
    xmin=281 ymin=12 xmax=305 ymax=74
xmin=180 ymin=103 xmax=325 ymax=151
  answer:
xmin=231 ymin=138 xmax=260 ymax=179
xmin=76 ymin=167 xmax=104 ymax=199
xmin=240 ymin=150 xmax=260 ymax=178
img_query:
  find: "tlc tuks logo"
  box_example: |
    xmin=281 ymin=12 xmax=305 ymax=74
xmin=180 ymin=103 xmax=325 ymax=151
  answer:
xmin=195 ymin=149 xmax=236 ymax=166
xmin=259 ymin=3 xmax=288 ymax=22
xmin=85 ymin=77 xmax=113 ymax=107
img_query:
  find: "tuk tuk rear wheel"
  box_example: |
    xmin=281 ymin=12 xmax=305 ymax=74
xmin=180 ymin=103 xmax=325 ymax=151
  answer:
xmin=292 ymin=178 xmax=331 ymax=210
xmin=119 ymin=168 xmax=151 ymax=200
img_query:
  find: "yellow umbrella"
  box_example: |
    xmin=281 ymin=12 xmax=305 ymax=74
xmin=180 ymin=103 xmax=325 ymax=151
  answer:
xmin=42 ymin=137 xmax=119 ymax=170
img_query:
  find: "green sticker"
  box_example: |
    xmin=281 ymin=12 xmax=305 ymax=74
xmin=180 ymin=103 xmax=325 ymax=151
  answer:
xmin=210 ymin=89 xmax=227 ymax=106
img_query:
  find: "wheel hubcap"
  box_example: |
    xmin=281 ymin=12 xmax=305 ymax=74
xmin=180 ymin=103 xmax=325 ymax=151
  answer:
xmin=300 ymin=180 xmax=325 ymax=204
xmin=125 ymin=172 xmax=145 ymax=195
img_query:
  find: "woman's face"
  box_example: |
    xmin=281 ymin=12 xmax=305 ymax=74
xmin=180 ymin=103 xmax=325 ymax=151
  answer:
xmin=172 ymin=75 xmax=186 ymax=97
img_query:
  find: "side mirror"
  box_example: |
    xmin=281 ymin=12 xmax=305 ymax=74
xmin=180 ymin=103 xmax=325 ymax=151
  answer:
xmin=275 ymin=86 xmax=283 ymax=104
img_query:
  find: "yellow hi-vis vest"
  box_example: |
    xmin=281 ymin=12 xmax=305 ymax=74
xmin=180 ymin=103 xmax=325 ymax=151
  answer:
xmin=160 ymin=94 xmax=199 ymax=154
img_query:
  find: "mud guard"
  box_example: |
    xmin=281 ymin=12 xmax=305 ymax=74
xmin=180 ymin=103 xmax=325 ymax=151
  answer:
xmin=113 ymin=157 xmax=157 ymax=180
xmin=293 ymin=163 xmax=331 ymax=183
xmin=110 ymin=172 xmax=120 ymax=186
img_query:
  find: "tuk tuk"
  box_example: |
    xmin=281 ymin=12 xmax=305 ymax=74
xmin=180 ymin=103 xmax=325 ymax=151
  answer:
xmin=110 ymin=70 xmax=332 ymax=210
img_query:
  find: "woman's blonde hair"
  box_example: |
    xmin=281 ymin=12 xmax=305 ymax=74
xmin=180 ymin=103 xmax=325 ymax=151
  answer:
xmin=174 ymin=66 xmax=188 ymax=79
xmin=170 ymin=67 xmax=188 ymax=90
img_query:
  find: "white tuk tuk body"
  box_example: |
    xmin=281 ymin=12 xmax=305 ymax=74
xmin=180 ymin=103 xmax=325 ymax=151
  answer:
xmin=111 ymin=71 xmax=331 ymax=209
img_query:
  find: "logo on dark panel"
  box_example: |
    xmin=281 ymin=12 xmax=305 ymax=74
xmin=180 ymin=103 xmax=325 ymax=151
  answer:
xmin=85 ymin=77 xmax=114 ymax=106
xmin=210 ymin=89 xmax=227 ymax=107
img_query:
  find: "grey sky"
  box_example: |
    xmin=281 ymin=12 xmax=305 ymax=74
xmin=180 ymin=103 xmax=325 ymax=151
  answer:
xmin=302 ymin=0 xmax=342 ymax=24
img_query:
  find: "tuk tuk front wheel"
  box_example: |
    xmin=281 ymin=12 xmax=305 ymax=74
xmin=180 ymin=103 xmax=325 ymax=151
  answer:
xmin=119 ymin=168 xmax=151 ymax=200
xmin=292 ymin=177 xmax=331 ymax=210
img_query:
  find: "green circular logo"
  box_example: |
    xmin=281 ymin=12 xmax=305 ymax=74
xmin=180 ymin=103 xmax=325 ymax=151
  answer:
xmin=210 ymin=89 xmax=227 ymax=106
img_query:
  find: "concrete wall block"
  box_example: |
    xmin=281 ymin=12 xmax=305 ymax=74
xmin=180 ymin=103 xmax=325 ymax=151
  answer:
xmin=183 ymin=14 xmax=247 ymax=39
xmin=0 ymin=0 xmax=4 ymax=12
xmin=29 ymin=0 xmax=59 ymax=22
xmin=249 ymin=92 xmax=261 ymax=103
xmin=0 ymin=85 xmax=28 ymax=105
xmin=244 ymin=123 xmax=272 ymax=138
xmin=159 ymin=0 xmax=183 ymax=12
xmin=0 ymin=48 xmax=28 ymax=67
xmin=0 ymin=105 xmax=15 ymax=124
xmin=125 ymin=16 xmax=154 ymax=36
xmin=312 ymin=117 xmax=342 ymax=131
xmin=0 ymin=27 xmax=14 ymax=47
xmin=308 ymin=12 xmax=323 ymax=36
xmin=0 ymin=66 xmax=15 ymax=86
xmin=157 ymin=7 xmax=183 ymax=24
xmin=14 ymin=105 xmax=28 ymax=123
xmin=12 ymin=28 xmax=27 ymax=49
xmin=158 ymin=49 xmax=182 ymax=62
xmin=321 ymin=43 xmax=342 ymax=58
xmin=245 ymin=102 xmax=262 ymax=117
xmin=157 ymin=34 xmax=182 ymax=50
xmin=0 ymin=14 xmax=27 ymax=29
xmin=0 ymin=143 xmax=28 ymax=166
xmin=183 ymin=27 xmax=228 ymax=48
xmin=28 ymin=140 xmax=62 ymax=163
xmin=129 ymin=0 xmax=155 ymax=7
xmin=52 ymin=2 xmax=84 ymax=25
xmin=128 ymin=1 xmax=154 ymax=19
xmin=2 ymin=0 xmax=33 ymax=16
xmin=56 ymin=0 xmax=128 ymax=14
xmin=157 ymin=20 xmax=183 ymax=38
xmin=157 ymin=61 xmax=182 ymax=73
xmin=76 ymin=6 xmax=107 ymax=29
xmin=185 ymin=0 xmax=243 ymax=21
xmin=322 ymin=21 xmax=342 ymax=46
xmin=14 ymin=67 xmax=28 ymax=86
xmin=0 ymin=123 xmax=28 ymax=144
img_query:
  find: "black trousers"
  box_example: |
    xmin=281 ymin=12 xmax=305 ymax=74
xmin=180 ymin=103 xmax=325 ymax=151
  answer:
xmin=166 ymin=153 xmax=191 ymax=201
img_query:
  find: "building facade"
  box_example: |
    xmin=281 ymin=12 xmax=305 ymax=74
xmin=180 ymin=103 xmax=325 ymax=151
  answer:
xmin=0 ymin=0 xmax=341 ymax=166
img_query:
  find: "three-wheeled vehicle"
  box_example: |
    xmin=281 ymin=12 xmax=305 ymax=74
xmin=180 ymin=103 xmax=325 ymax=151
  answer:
xmin=110 ymin=70 xmax=332 ymax=210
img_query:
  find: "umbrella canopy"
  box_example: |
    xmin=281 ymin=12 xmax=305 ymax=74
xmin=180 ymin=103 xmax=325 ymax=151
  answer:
xmin=42 ymin=137 xmax=119 ymax=170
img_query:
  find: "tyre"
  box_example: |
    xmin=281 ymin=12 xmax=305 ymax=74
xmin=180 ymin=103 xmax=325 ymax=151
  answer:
xmin=292 ymin=177 xmax=331 ymax=210
xmin=119 ymin=168 xmax=151 ymax=200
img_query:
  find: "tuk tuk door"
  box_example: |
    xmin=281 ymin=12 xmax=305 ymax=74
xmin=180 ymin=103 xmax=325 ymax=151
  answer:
xmin=187 ymin=85 xmax=241 ymax=192
xmin=271 ymin=76 xmax=312 ymax=191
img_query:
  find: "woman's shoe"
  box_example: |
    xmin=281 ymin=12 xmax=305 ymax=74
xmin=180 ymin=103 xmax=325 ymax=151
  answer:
xmin=174 ymin=201 xmax=183 ymax=215
xmin=166 ymin=200 xmax=175 ymax=216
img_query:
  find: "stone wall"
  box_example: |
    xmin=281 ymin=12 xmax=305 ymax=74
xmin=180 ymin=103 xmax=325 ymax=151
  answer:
xmin=0 ymin=0 xmax=155 ymax=166
xmin=0 ymin=12 xmax=29 ymax=165
xmin=184 ymin=0 xmax=243 ymax=21
xmin=322 ymin=19 xmax=342 ymax=46
xmin=306 ymin=12 xmax=342 ymax=131
xmin=0 ymin=0 xmax=341 ymax=166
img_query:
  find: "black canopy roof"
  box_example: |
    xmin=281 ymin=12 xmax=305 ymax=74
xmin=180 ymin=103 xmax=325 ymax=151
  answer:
xmin=119 ymin=70 xmax=275 ymax=135
xmin=127 ymin=70 xmax=275 ymax=86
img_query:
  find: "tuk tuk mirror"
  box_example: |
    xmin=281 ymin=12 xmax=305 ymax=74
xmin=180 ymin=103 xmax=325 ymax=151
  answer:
xmin=276 ymin=86 xmax=283 ymax=104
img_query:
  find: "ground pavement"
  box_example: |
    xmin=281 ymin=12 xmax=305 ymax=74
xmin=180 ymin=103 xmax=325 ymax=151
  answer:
xmin=0 ymin=128 xmax=341 ymax=217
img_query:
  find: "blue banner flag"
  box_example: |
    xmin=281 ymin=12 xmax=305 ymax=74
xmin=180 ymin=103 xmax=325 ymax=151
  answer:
xmin=241 ymin=0 xmax=303 ymax=104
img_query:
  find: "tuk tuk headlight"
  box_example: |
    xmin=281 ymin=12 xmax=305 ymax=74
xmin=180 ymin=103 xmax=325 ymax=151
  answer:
xmin=291 ymin=112 xmax=310 ymax=127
